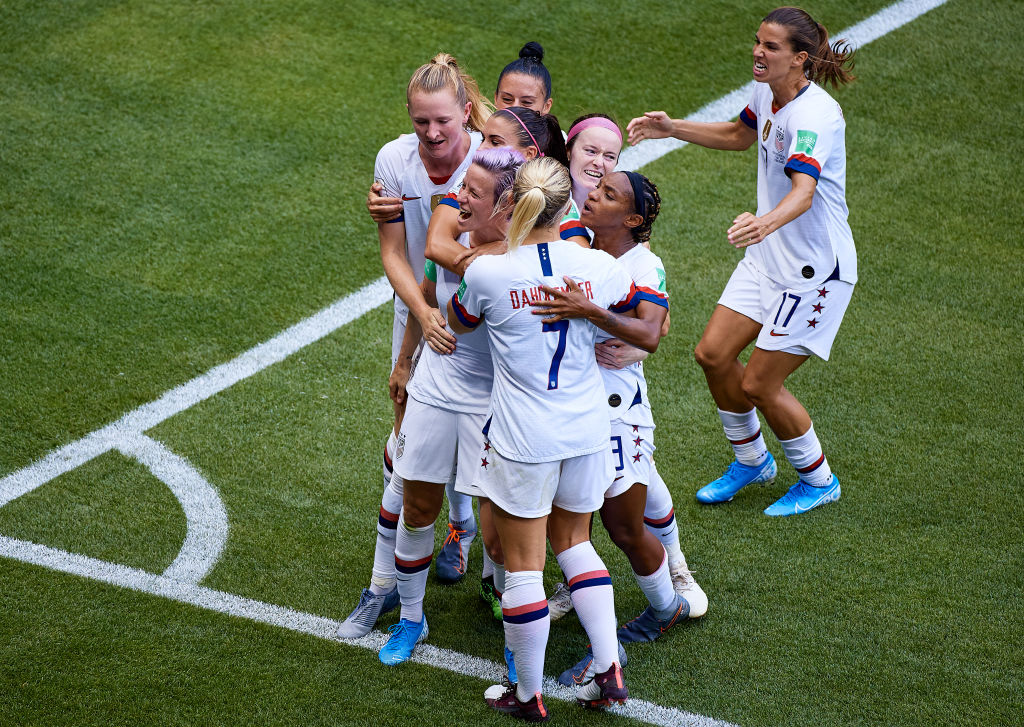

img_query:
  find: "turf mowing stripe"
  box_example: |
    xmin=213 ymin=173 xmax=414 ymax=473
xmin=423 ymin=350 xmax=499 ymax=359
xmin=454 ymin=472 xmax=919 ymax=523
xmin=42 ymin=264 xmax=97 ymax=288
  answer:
xmin=0 ymin=535 xmax=739 ymax=727
xmin=616 ymin=0 xmax=950 ymax=172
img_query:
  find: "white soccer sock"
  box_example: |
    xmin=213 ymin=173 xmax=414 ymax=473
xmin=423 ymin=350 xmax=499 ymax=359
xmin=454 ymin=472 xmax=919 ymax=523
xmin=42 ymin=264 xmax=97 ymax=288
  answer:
xmin=556 ymin=541 xmax=618 ymax=673
xmin=502 ymin=570 xmax=549 ymax=701
xmin=779 ymin=424 xmax=833 ymax=487
xmin=445 ymin=478 xmax=475 ymax=524
xmin=719 ymin=408 xmax=769 ymax=466
xmin=370 ymin=477 xmax=403 ymax=595
xmin=644 ymin=464 xmax=685 ymax=567
xmin=481 ymin=549 xmax=495 ymax=580
xmin=493 ymin=561 xmax=506 ymax=600
xmin=395 ymin=513 xmax=434 ymax=623
xmin=632 ymin=551 xmax=677 ymax=615
xmin=382 ymin=431 xmax=397 ymax=487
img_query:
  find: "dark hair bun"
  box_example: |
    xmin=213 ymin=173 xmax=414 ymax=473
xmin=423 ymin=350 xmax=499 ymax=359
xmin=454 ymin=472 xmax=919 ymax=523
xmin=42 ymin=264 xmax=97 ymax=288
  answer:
xmin=519 ymin=42 xmax=544 ymax=62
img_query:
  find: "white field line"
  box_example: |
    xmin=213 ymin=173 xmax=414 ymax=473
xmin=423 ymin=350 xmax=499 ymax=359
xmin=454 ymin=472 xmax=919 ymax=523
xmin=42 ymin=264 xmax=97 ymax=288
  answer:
xmin=0 ymin=1 xmax=948 ymax=724
xmin=0 ymin=535 xmax=738 ymax=727
xmin=617 ymin=0 xmax=949 ymax=172
xmin=114 ymin=432 xmax=228 ymax=584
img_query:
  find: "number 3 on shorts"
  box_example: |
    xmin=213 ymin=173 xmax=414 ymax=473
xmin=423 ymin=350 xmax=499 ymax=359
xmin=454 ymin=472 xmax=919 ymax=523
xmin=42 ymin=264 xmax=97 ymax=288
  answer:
xmin=542 ymin=320 xmax=569 ymax=390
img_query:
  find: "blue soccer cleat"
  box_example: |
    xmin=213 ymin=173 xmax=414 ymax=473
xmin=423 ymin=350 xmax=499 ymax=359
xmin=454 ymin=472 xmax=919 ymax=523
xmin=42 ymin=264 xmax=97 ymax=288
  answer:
xmin=378 ymin=616 xmax=429 ymax=665
xmin=696 ymin=453 xmax=777 ymax=504
xmin=616 ymin=594 xmax=689 ymax=644
xmin=764 ymin=476 xmax=841 ymax=517
xmin=558 ymin=641 xmax=628 ymax=687
xmin=335 ymin=586 xmax=400 ymax=639
xmin=436 ymin=518 xmax=477 ymax=583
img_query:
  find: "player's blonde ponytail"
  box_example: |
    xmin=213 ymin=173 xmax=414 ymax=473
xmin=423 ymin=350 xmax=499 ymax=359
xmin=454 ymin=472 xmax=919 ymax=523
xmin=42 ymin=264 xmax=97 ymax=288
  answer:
xmin=407 ymin=52 xmax=494 ymax=131
xmin=506 ymin=157 xmax=571 ymax=251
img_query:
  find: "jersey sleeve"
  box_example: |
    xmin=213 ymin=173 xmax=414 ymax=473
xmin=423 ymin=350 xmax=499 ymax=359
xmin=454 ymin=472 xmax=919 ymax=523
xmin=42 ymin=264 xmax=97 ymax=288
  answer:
xmin=559 ymin=198 xmax=591 ymax=242
xmin=630 ymin=253 xmax=669 ymax=310
xmin=600 ymin=256 xmax=642 ymax=313
xmin=374 ymin=141 xmax=405 ymax=224
xmin=437 ymin=169 xmax=467 ymax=211
xmin=784 ymin=103 xmax=840 ymax=182
xmin=450 ymin=262 xmax=485 ymax=330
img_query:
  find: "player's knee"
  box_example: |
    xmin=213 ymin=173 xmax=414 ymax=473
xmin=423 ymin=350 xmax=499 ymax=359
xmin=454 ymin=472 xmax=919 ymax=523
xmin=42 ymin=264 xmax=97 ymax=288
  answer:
xmin=740 ymin=372 xmax=773 ymax=409
xmin=694 ymin=339 xmax=727 ymax=373
xmin=605 ymin=520 xmax=643 ymax=553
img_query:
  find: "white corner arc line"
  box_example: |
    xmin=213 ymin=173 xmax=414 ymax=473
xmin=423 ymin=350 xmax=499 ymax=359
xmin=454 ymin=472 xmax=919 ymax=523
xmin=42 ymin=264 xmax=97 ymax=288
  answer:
xmin=616 ymin=0 xmax=949 ymax=172
xmin=114 ymin=433 xmax=228 ymax=584
xmin=0 ymin=535 xmax=739 ymax=727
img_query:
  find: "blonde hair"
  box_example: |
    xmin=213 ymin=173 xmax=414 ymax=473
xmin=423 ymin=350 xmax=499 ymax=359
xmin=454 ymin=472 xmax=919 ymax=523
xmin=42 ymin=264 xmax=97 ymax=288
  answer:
xmin=506 ymin=157 xmax=571 ymax=251
xmin=407 ymin=52 xmax=493 ymax=131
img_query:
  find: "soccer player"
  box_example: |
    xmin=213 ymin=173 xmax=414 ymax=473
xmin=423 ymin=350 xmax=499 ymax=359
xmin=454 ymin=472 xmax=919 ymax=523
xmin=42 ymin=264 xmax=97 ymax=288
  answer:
xmin=375 ymin=147 xmax=525 ymax=665
xmin=448 ymin=157 xmax=660 ymax=719
xmin=494 ymin=42 xmax=553 ymax=114
xmin=565 ymin=114 xmax=623 ymax=215
xmin=336 ymin=53 xmax=490 ymax=639
xmin=627 ymin=7 xmax=857 ymax=516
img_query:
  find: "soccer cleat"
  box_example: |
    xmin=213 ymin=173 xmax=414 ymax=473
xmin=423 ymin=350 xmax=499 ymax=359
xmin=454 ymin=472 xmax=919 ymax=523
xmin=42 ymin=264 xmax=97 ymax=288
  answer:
xmin=616 ymin=594 xmax=689 ymax=644
xmin=764 ymin=476 xmax=841 ymax=517
xmin=480 ymin=577 xmax=503 ymax=621
xmin=335 ymin=586 xmax=400 ymax=639
xmin=546 ymin=581 xmax=575 ymax=622
xmin=436 ymin=518 xmax=476 ymax=583
xmin=670 ymin=562 xmax=708 ymax=619
xmin=484 ymin=684 xmax=550 ymax=722
xmin=576 ymin=662 xmax=628 ymax=708
xmin=504 ymin=646 xmax=518 ymax=686
xmin=378 ymin=616 xmax=428 ymax=665
xmin=557 ymin=641 xmax=628 ymax=687
xmin=696 ymin=452 xmax=777 ymax=504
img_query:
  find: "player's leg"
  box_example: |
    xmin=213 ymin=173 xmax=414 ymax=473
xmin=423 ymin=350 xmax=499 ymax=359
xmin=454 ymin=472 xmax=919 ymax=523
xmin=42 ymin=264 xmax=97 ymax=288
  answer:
xmin=694 ymin=300 xmax=777 ymax=503
xmin=743 ymin=347 xmax=841 ymax=516
xmin=379 ymin=478 xmax=445 ymax=664
xmin=645 ymin=463 xmax=707 ymax=616
xmin=601 ymin=483 xmax=688 ymax=644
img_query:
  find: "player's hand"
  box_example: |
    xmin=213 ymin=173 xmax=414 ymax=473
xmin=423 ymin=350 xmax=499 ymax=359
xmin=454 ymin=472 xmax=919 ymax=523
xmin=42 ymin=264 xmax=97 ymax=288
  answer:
xmin=530 ymin=276 xmax=595 ymax=323
xmin=454 ymin=239 xmax=507 ymax=276
xmin=389 ymin=360 xmax=411 ymax=405
xmin=627 ymin=111 xmax=673 ymax=145
xmin=367 ymin=182 xmax=403 ymax=224
xmin=727 ymin=211 xmax=773 ymax=248
xmin=418 ymin=308 xmax=456 ymax=355
xmin=595 ymin=338 xmax=648 ymax=369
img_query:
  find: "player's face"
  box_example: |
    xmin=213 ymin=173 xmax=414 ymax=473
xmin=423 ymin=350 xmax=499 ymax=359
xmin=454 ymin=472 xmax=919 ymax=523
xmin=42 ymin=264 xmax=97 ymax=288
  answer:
xmin=495 ymin=72 xmax=551 ymax=114
xmin=579 ymin=172 xmax=633 ymax=230
xmin=455 ymin=164 xmax=498 ymax=234
xmin=752 ymin=22 xmax=805 ymax=83
xmin=480 ymin=114 xmax=538 ymax=160
xmin=568 ymin=126 xmax=621 ymax=195
xmin=408 ymin=90 xmax=471 ymax=160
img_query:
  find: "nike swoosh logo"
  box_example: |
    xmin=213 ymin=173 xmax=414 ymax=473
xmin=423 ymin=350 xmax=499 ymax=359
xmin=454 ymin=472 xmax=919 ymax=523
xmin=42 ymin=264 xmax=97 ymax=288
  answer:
xmin=795 ymin=486 xmax=838 ymax=512
xmin=769 ymin=330 xmax=788 ymax=336
xmin=401 ymin=195 xmax=421 ymax=201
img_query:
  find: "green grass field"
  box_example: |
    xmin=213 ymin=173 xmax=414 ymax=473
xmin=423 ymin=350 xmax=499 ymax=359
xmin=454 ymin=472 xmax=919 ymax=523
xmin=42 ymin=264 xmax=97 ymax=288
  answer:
xmin=1 ymin=1 xmax=1022 ymax=725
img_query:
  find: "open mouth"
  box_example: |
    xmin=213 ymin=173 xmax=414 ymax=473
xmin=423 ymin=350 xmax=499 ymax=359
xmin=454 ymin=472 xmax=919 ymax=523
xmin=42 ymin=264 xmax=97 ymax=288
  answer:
xmin=754 ymin=61 xmax=767 ymax=74
xmin=458 ymin=208 xmax=472 ymax=221
xmin=584 ymin=169 xmax=602 ymax=179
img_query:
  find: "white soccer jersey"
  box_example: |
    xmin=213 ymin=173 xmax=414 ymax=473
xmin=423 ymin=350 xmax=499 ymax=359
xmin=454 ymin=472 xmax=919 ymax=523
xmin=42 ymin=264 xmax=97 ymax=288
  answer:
xmin=407 ymin=242 xmax=494 ymax=414
xmin=739 ymin=81 xmax=857 ymax=288
xmin=374 ymin=131 xmax=483 ymax=318
xmin=452 ymin=240 xmax=641 ymax=463
xmin=599 ymin=244 xmax=668 ymax=428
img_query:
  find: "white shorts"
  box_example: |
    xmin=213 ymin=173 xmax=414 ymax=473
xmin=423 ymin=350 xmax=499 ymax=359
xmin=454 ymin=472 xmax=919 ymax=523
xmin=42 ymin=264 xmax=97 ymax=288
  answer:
xmin=719 ymin=256 xmax=854 ymax=361
xmin=465 ymin=440 xmax=614 ymax=519
xmin=605 ymin=423 xmax=655 ymax=499
xmin=393 ymin=395 xmax=487 ymax=488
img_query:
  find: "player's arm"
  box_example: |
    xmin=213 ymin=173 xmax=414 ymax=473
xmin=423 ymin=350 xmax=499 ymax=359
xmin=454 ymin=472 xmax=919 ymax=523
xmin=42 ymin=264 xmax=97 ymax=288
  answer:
xmin=378 ymin=221 xmax=456 ymax=350
xmin=426 ymin=203 xmax=508 ymax=276
xmin=447 ymin=295 xmax=483 ymax=336
xmin=627 ymin=111 xmax=757 ymax=151
xmin=531 ymin=278 xmax=665 ymax=353
xmin=595 ymin=307 xmax=671 ymax=369
xmin=726 ymin=171 xmax=817 ymax=248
